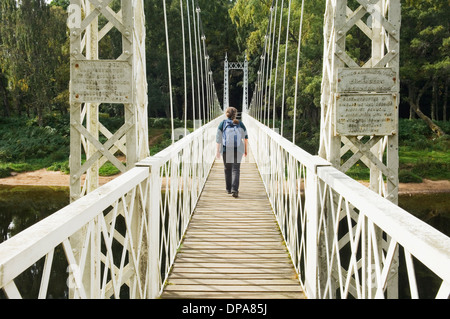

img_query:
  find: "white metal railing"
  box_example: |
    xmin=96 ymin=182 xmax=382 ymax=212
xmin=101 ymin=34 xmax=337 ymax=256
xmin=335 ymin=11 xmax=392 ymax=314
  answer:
xmin=2 ymin=113 xmax=449 ymax=299
xmin=0 ymin=116 xmax=222 ymax=299
xmin=244 ymin=113 xmax=450 ymax=299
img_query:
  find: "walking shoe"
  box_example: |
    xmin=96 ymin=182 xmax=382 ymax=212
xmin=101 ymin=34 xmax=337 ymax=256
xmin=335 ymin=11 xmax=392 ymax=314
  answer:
xmin=232 ymin=190 xmax=239 ymax=198
xmin=227 ymin=190 xmax=232 ymax=194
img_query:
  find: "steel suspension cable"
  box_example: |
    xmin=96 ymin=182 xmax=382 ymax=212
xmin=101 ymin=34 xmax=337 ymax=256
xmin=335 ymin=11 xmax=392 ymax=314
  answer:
xmin=186 ymin=0 xmax=196 ymax=130
xmin=195 ymin=5 xmax=206 ymax=126
xmin=198 ymin=14 xmax=211 ymax=123
xmin=266 ymin=2 xmax=278 ymax=126
xmin=292 ymin=0 xmax=305 ymax=145
xmin=163 ymin=0 xmax=175 ymax=143
xmin=280 ymin=0 xmax=292 ymax=138
xmin=180 ymin=0 xmax=188 ymax=137
xmin=196 ymin=3 xmax=218 ymax=122
xmin=272 ymin=0 xmax=284 ymax=131
xmin=191 ymin=0 xmax=202 ymax=127
xmin=259 ymin=2 xmax=274 ymax=124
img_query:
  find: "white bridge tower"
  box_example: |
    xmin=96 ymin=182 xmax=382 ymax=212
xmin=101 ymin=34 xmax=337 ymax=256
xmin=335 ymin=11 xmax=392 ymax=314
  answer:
xmin=319 ymin=0 xmax=401 ymax=298
xmin=67 ymin=0 xmax=149 ymax=298
xmin=223 ymin=53 xmax=249 ymax=112
xmin=68 ymin=0 xmax=149 ymax=201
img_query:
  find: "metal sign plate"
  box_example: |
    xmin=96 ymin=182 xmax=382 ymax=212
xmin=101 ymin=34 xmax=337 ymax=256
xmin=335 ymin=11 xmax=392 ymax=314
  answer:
xmin=335 ymin=93 xmax=397 ymax=136
xmin=337 ymin=68 xmax=396 ymax=93
xmin=71 ymin=60 xmax=132 ymax=104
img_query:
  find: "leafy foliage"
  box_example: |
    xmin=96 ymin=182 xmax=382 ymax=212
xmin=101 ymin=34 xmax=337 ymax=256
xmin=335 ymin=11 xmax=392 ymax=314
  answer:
xmin=0 ymin=0 xmax=69 ymax=124
xmin=0 ymin=116 xmax=69 ymax=162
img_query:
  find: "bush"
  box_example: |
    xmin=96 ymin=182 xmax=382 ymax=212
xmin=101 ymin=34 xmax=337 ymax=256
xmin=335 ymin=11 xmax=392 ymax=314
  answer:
xmin=296 ymin=131 xmax=320 ymax=155
xmin=0 ymin=167 xmax=11 ymax=178
xmin=149 ymin=117 xmax=171 ymax=128
xmin=399 ymin=170 xmax=423 ymax=183
xmin=99 ymin=115 xmax=125 ymax=133
xmin=432 ymin=135 xmax=450 ymax=152
xmin=99 ymin=161 xmax=121 ymax=176
xmin=47 ymin=160 xmax=70 ymax=174
xmin=148 ymin=117 xmax=186 ymax=129
xmin=0 ymin=117 xmax=69 ymax=162
xmin=411 ymin=159 xmax=450 ymax=180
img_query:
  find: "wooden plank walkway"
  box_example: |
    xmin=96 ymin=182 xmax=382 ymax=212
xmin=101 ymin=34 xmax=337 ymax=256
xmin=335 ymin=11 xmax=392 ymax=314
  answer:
xmin=160 ymin=149 xmax=305 ymax=299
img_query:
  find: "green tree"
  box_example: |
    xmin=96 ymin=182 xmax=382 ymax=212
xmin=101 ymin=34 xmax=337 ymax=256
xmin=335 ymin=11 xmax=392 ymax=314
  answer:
xmin=50 ymin=0 xmax=69 ymax=10
xmin=198 ymin=0 xmax=240 ymax=108
xmin=144 ymin=0 xmax=239 ymax=119
xmin=0 ymin=0 xmax=26 ymax=116
xmin=401 ymin=0 xmax=449 ymax=135
xmin=230 ymin=0 xmax=324 ymax=128
xmin=0 ymin=0 xmax=69 ymax=124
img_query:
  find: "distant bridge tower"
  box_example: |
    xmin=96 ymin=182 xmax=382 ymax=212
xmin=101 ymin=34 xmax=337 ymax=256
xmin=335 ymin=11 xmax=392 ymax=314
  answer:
xmin=319 ymin=0 xmax=401 ymax=298
xmin=223 ymin=53 xmax=229 ymax=109
xmin=223 ymin=53 xmax=249 ymax=112
xmin=68 ymin=0 xmax=149 ymax=201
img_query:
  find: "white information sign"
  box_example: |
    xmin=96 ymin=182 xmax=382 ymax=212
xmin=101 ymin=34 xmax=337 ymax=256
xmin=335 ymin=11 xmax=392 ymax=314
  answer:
xmin=71 ymin=60 xmax=132 ymax=103
xmin=335 ymin=93 xmax=397 ymax=136
xmin=337 ymin=68 xmax=396 ymax=93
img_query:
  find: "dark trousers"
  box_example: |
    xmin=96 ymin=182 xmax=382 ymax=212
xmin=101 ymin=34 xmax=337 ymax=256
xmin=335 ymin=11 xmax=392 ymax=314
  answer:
xmin=223 ymin=149 xmax=243 ymax=192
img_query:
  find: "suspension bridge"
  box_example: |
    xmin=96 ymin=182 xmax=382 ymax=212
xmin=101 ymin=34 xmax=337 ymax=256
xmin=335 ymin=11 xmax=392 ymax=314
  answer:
xmin=0 ymin=0 xmax=449 ymax=299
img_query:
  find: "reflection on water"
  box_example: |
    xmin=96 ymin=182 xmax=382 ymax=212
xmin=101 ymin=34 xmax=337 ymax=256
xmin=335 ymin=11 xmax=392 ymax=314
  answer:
xmin=0 ymin=185 xmax=70 ymax=299
xmin=0 ymin=185 xmax=448 ymax=298
xmin=398 ymin=192 xmax=450 ymax=237
xmin=398 ymin=193 xmax=450 ymax=299
xmin=0 ymin=185 xmax=69 ymax=243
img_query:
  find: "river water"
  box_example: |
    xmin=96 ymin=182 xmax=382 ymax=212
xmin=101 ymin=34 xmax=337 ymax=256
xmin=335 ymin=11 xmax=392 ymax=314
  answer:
xmin=0 ymin=185 xmax=449 ymax=298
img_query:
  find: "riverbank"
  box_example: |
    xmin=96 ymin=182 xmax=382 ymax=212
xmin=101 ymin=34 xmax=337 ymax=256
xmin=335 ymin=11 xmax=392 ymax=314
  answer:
xmin=0 ymin=169 xmax=117 ymax=187
xmin=0 ymin=168 xmax=449 ymax=195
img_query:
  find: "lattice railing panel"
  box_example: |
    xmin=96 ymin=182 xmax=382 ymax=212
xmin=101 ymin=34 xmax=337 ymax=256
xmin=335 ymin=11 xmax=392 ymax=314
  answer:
xmin=244 ymin=113 xmax=450 ymax=299
xmin=0 ymin=168 xmax=150 ymax=299
xmin=0 ymin=116 xmax=222 ymax=299
xmin=134 ymin=115 xmax=221 ymax=296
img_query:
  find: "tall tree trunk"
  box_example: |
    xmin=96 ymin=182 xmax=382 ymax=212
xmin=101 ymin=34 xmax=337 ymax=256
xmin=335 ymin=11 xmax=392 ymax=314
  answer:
xmin=0 ymin=71 xmax=11 ymax=117
xmin=432 ymin=78 xmax=439 ymax=121
xmin=444 ymin=80 xmax=448 ymax=122
xmin=1 ymin=86 xmax=10 ymax=117
xmin=407 ymin=83 xmax=445 ymax=137
xmin=16 ymin=93 xmax=23 ymax=117
xmin=431 ymin=78 xmax=436 ymax=121
xmin=409 ymin=104 xmax=415 ymax=119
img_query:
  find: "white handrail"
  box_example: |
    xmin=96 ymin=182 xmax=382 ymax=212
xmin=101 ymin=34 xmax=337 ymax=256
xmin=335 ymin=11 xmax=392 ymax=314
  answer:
xmin=0 ymin=167 xmax=149 ymax=290
xmin=243 ymin=113 xmax=450 ymax=299
xmin=317 ymin=166 xmax=450 ymax=285
xmin=0 ymin=116 xmax=223 ymax=299
xmin=2 ymin=113 xmax=449 ymax=299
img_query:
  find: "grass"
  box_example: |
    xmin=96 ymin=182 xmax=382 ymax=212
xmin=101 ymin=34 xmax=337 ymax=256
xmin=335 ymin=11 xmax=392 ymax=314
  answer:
xmin=0 ymin=159 xmax=60 ymax=178
xmin=399 ymin=148 xmax=450 ymax=181
xmin=99 ymin=161 xmax=121 ymax=176
xmin=345 ymin=140 xmax=450 ymax=182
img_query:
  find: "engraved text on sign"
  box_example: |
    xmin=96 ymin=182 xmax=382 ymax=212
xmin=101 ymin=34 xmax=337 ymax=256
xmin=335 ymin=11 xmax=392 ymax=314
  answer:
xmin=71 ymin=60 xmax=132 ymax=104
xmin=335 ymin=94 xmax=396 ymax=136
xmin=337 ymin=68 xmax=396 ymax=93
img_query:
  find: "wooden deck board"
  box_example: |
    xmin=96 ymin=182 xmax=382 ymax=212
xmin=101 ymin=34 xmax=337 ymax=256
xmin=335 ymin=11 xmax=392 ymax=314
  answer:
xmin=159 ymin=149 xmax=305 ymax=299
